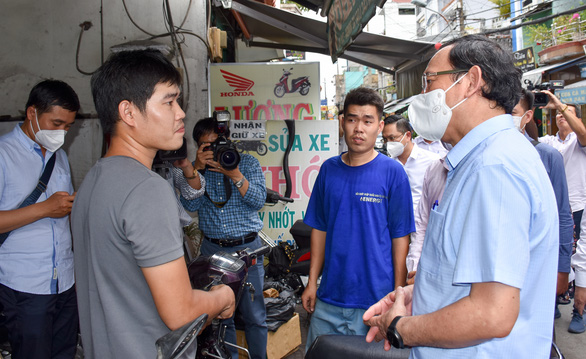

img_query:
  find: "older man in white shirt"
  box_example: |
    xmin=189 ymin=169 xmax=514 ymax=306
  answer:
xmin=538 ymin=93 xmax=586 ymax=244
xmin=382 ymin=115 xmax=440 ymax=214
xmin=412 ymin=136 xmax=448 ymax=157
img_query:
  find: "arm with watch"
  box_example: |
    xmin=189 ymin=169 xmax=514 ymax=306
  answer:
xmin=363 ymin=282 xmax=519 ymax=350
xmin=541 ymin=90 xmax=586 ymax=146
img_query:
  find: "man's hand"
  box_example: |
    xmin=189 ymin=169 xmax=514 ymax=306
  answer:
xmin=540 ymin=90 xmax=564 ymax=111
xmin=43 ymin=191 xmax=75 ymax=218
xmin=302 ymin=282 xmax=318 ymax=314
xmin=194 ymin=143 xmax=214 ymax=171
xmin=407 ymin=271 xmax=417 ymax=285
xmin=557 ymin=272 xmax=569 ymax=296
xmin=363 ymin=286 xmax=413 ymax=350
xmin=209 ymin=284 xmax=236 ymax=319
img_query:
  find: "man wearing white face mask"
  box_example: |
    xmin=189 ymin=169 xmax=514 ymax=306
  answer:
xmin=382 ymin=114 xmax=440 ymax=214
xmin=0 ymin=80 xmax=80 ymax=359
xmin=364 ymin=35 xmax=558 ymax=358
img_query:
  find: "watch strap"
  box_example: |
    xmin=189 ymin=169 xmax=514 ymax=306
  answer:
xmin=387 ymin=316 xmax=405 ymax=349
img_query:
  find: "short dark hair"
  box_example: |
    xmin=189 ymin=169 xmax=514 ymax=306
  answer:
xmin=25 ymin=80 xmax=80 ymax=115
xmin=443 ymin=35 xmax=522 ymax=114
xmin=568 ymin=104 xmax=582 ymax=119
xmin=519 ymin=89 xmax=534 ymax=112
xmin=384 ymin=114 xmax=413 ymax=134
xmin=91 ymin=50 xmax=182 ymax=135
xmin=343 ymin=87 xmax=384 ymax=119
xmin=192 ymin=117 xmax=215 ymax=144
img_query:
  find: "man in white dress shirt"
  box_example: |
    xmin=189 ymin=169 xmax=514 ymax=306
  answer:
xmin=412 ymin=136 xmax=448 ymax=157
xmin=382 ymin=114 xmax=440 ymax=214
xmin=538 ymin=92 xmax=586 ymax=244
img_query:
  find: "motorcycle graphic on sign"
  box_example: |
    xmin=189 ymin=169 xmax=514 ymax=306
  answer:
xmin=274 ymin=68 xmax=311 ymax=98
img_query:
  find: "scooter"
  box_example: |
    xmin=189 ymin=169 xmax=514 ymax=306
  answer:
xmin=273 ymin=68 xmax=310 ymax=98
xmin=155 ymin=245 xmax=271 ymax=359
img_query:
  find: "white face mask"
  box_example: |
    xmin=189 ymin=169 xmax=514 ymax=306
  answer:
xmin=385 ymin=133 xmax=406 ymax=158
xmin=30 ymin=109 xmax=67 ymax=152
xmin=408 ymin=73 xmax=468 ymax=142
xmin=512 ymin=111 xmax=528 ymax=132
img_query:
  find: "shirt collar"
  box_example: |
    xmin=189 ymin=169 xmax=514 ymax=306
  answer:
xmin=556 ymin=131 xmax=574 ymax=142
xmin=14 ymin=122 xmax=42 ymax=153
xmin=446 ymin=114 xmax=512 ymax=171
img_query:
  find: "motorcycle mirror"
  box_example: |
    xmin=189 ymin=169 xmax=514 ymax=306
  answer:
xmin=155 ymin=313 xmax=208 ymax=359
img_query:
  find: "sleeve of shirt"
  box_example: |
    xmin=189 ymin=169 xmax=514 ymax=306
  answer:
xmin=121 ymin=176 xmax=184 ymax=268
xmin=452 ymin=165 xmax=531 ymax=289
xmin=407 ymin=166 xmax=434 ymax=272
xmin=239 ymin=155 xmax=266 ymax=211
xmin=574 ymin=214 xmax=586 ymax=287
xmin=172 ymin=166 xmax=206 ymax=200
xmin=548 ymin=152 xmax=573 ymax=273
xmin=388 ymin=169 xmax=415 ymax=239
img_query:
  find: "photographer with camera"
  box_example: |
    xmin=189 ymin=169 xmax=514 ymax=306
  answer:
xmin=538 ymin=92 xmax=586 ymax=247
xmin=176 ymin=115 xmax=268 ymax=359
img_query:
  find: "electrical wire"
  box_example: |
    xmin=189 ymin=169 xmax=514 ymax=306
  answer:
xmin=76 ymin=22 xmax=98 ymax=76
xmin=121 ymin=0 xmax=157 ymax=37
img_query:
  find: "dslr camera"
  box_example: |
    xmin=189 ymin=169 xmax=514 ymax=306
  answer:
xmin=525 ymin=79 xmax=565 ymax=107
xmin=204 ymin=110 xmax=240 ymax=170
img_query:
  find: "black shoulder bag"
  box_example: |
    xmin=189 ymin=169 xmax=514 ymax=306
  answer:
xmin=0 ymin=154 xmax=57 ymax=246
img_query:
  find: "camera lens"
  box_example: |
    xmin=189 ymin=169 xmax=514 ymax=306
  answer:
xmin=217 ymin=147 xmax=240 ymax=170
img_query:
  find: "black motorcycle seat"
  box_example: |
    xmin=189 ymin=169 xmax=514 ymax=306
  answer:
xmin=305 ymin=335 xmax=411 ymax=359
xmin=290 ymin=219 xmax=312 ymax=248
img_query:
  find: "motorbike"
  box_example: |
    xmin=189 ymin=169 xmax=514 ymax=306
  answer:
xmin=156 ymin=245 xmax=271 ymax=359
xmin=234 ymin=141 xmax=268 ymax=156
xmin=273 ymin=68 xmax=310 ymax=98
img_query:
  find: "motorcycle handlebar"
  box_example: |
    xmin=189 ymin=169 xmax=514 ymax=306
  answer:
xmin=249 ymin=245 xmax=271 ymax=258
xmin=266 ymin=188 xmax=294 ymax=204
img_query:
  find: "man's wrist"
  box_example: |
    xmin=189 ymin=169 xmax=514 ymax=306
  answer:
xmin=559 ymin=104 xmax=569 ymax=114
xmin=183 ymin=168 xmax=198 ymax=180
xmin=233 ymin=176 xmax=245 ymax=188
xmin=387 ymin=316 xmax=406 ymax=349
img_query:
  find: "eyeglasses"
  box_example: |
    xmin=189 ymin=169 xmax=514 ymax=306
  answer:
xmin=383 ymin=132 xmax=406 ymax=143
xmin=422 ymin=69 xmax=467 ymax=92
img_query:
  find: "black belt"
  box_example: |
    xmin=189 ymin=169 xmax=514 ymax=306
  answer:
xmin=205 ymin=232 xmax=258 ymax=247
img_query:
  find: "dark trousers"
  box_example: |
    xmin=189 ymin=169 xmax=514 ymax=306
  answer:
xmin=0 ymin=283 xmax=78 ymax=359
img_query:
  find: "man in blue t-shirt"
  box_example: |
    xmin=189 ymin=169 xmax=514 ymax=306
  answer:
xmin=302 ymin=87 xmax=415 ymax=350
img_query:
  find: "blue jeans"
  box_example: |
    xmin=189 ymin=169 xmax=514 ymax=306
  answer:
xmin=200 ymin=236 xmax=268 ymax=359
xmin=306 ymin=298 xmax=368 ymax=352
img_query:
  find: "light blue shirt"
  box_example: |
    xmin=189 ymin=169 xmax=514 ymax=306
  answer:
xmin=0 ymin=124 xmax=74 ymax=295
xmin=412 ymin=115 xmax=558 ymax=358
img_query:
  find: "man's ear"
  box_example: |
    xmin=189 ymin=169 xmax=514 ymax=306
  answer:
xmin=118 ymin=100 xmax=137 ymax=128
xmin=466 ymin=65 xmax=484 ymax=97
xmin=25 ymin=106 xmax=36 ymax=122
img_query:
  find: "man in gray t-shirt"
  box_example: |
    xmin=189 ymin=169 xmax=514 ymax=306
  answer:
xmin=71 ymin=50 xmax=235 ymax=359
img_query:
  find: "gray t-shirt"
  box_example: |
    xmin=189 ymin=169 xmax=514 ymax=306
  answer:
xmin=72 ymin=156 xmax=185 ymax=359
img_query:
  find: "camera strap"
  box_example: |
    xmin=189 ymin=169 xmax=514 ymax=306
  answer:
xmin=200 ymin=169 xmax=232 ymax=208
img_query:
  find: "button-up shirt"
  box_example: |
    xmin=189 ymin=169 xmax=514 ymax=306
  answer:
xmin=180 ymin=153 xmax=266 ymax=239
xmin=412 ymin=115 xmax=558 ymax=358
xmin=540 ymin=132 xmax=586 ymax=212
xmin=0 ymin=124 xmax=74 ymax=294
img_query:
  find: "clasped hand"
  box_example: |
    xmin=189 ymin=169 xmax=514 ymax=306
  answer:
xmin=363 ymin=285 xmax=413 ymax=351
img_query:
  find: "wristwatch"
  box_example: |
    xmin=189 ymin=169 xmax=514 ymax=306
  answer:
xmin=234 ymin=177 xmax=245 ymax=188
xmin=387 ymin=316 xmax=405 ymax=349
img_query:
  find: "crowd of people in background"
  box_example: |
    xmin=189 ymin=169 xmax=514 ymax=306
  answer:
xmin=1 ymin=34 xmax=586 ymax=359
